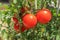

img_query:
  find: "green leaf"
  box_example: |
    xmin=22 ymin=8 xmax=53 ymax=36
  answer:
xmin=0 ymin=3 xmax=2 ymax=7
xmin=0 ymin=13 xmax=2 ymax=19
xmin=56 ymin=35 xmax=60 ymax=40
xmin=58 ymin=14 xmax=60 ymax=16
xmin=6 ymin=18 xmax=11 ymax=25
xmin=13 ymin=0 xmax=17 ymax=4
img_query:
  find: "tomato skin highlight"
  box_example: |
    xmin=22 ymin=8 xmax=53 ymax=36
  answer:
xmin=22 ymin=14 xmax=37 ymax=29
xmin=36 ymin=9 xmax=52 ymax=24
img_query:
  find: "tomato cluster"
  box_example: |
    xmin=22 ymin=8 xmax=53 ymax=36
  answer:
xmin=12 ymin=16 xmax=20 ymax=33
xmin=12 ymin=7 xmax=52 ymax=33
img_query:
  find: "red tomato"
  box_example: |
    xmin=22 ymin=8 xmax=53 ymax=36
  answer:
xmin=36 ymin=9 xmax=52 ymax=24
xmin=22 ymin=14 xmax=37 ymax=29
xmin=20 ymin=6 xmax=28 ymax=13
xmin=14 ymin=23 xmax=20 ymax=32
xmin=21 ymin=26 xmax=27 ymax=32
xmin=12 ymin=17 xmax=18 ymax=23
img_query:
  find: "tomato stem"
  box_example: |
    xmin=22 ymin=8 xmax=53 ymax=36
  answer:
xmin=43 ymin=0 xmax=47 ymax=8
xmin=35 ymin=0 xmax=37 ymax=9
xmin=56 ymin=0 xmax=59 ymax=16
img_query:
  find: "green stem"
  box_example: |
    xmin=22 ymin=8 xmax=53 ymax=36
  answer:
xmin=35 ymin=0 xmax=37 ymax=9
xmin=43 ymin=0 xmax=47 ymax=8
xmin=56 ymin=0 xmax=59 ymax=16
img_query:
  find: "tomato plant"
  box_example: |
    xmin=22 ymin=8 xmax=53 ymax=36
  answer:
xmin=22 ymin=14 xmax=37 ymax=29
xmin=0 ymin=0 xmax=60 ymax=40
xmin=36 ymin=8 xmax=52 ymax=24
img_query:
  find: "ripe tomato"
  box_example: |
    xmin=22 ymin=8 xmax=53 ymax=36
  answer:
xmin=22 ymin=14 xmax=37 ymax=29
xmin=20 ymin=6 xmax=28 ymax=13
xmin=36 ymin=9 xmax=52 ymax=24
xmin=21 ymin=26 xmax=27 ymax=32
xmin=12 ymin=17 xmax=18 ymax=23
xmin=14 ymin=23 xmax=20 ymax=32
